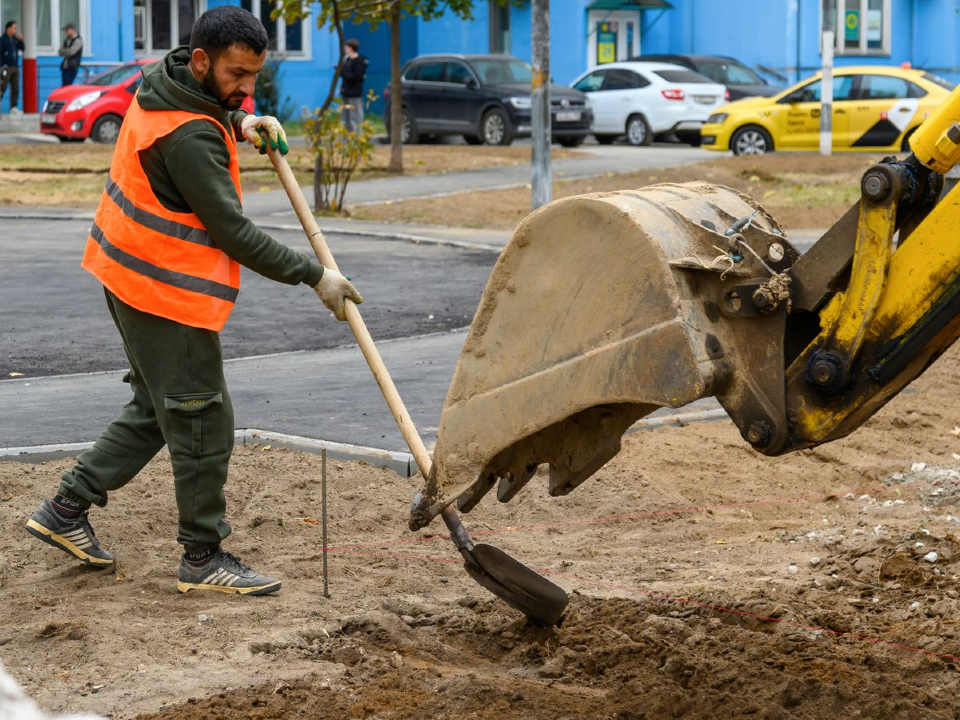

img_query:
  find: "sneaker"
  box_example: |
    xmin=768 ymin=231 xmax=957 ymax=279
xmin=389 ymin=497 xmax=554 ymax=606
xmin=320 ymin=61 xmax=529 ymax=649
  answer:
xmin=177 ymin=548 xmax=281 ymax=595
xmin=26 ymin=499 xmax=115 ymax=567
xmin=9 ymin=107 xmax=21 ymax=114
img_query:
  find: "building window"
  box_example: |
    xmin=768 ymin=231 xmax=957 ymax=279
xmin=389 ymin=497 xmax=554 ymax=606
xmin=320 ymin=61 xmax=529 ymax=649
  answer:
xmin=822 ymin=0 xmax=890 ymax=56
xmin=134 ymin=0 xmax=203 ymax=54
xmin=489 ymin=0 xmax=509 ymax=54
xmin=0 ymin=0 xmax=88 ymax=54
xmin=241 ymin=0 xmax=308 ymax=56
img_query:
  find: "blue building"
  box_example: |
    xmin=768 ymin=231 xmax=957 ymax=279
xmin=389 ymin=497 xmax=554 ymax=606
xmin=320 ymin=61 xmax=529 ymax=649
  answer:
xmin=1 ymin=0 xmax=957 ymax=116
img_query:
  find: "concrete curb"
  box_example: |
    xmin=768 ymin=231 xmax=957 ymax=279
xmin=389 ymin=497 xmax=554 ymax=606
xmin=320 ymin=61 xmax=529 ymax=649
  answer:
xmin=0 ymin=428 xmax=415 ymax=477
xmin=256 ymin=222 xmax=503 ymax=253
xmin=0 ymin=411 xmax=729 ymax=474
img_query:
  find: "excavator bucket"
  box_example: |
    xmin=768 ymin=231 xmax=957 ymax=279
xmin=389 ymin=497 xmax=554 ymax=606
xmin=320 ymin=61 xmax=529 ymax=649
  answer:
xmin=411 ymin=182 xmax=801 ymax=527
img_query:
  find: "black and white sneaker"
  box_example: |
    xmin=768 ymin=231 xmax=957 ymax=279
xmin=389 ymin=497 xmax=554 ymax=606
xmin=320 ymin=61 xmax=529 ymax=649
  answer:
xmin=26 ymin=499 xmax=115 ymax=567
xmin=177 ymin=548 xmax=281 ymax=596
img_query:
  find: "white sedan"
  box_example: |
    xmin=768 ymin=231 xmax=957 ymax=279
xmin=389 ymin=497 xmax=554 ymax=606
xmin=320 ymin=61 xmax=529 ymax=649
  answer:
xmin=571 ymin=61 xmax=728 ymax=146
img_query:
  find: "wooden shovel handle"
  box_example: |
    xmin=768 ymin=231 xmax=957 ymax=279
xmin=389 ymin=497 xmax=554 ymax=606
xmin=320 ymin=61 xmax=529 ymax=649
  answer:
xmin=267 ymin=149 xmax=434 ymax=478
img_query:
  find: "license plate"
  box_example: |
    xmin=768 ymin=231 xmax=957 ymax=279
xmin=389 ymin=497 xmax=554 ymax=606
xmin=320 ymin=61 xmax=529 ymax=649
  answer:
xmin=555 ymin=111 xmax=581 ymax=122
xmin=693 ymin=95 xmax=717 ymax=105
xmin=41 ymin=113 xmax=57 ymax=125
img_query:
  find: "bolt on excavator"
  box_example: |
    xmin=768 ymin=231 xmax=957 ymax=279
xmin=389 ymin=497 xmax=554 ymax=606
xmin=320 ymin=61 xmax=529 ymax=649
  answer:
xmin=409 ymin=82 xmax=960 ymax=626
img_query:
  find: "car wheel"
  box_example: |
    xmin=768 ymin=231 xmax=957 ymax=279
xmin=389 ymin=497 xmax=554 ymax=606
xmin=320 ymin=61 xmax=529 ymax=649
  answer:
xmin=557 ymin=136 xmax=585 ymax=148
xmin=901 ymin=127 xmax=916 ymax=152
xmin=731 ymin=126 xmax=773 ymax=156
xmin=400 ymin=108 xmax=419 ymax=144
xmin=595 ymin=135 xmax=616 ymax=145
xmin=481 ymin=108 xmax=513 ymax=146
xmin=91 ymin=114 xmax=123 ymax=144
xmin=625 ymin=114 xmax=652 ymax=146
xmin=463 ymin=134 xmax=483 ymax=145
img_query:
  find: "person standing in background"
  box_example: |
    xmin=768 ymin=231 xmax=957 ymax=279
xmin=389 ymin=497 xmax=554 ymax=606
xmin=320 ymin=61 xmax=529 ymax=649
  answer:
xmin=58 ymin=23 xmax=83 ymax=87
xmin=339 ymin=38 xmax=368 ymax=132
xmin=0 ymin=21 xmax=24 ymax=114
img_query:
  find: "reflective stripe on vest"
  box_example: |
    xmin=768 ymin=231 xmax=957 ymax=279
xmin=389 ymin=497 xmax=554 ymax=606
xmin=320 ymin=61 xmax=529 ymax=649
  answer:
xmin=82 ymin=96 xmax=242 ymax=332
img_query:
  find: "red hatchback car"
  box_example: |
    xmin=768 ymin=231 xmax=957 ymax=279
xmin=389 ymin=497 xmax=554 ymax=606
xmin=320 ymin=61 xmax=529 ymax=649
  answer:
xmin=40 ymin=60 xmax=153 ymax=143
xmin=41 ymin=60 xmax=255 ymax=143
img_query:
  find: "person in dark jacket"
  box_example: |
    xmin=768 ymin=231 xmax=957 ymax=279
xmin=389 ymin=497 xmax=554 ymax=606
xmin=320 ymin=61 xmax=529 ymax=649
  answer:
xmin=0 ymin=20 xmax=24 ymax=113
xmin=58 ymin=23 xmax=83 ymax=87
xmin=339 ymin=38 xmax=368 ymax=132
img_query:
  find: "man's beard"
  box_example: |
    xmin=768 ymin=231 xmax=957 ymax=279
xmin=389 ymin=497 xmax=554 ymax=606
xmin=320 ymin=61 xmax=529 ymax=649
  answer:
xmin=202 ymin=66 xmax=246 ymax=111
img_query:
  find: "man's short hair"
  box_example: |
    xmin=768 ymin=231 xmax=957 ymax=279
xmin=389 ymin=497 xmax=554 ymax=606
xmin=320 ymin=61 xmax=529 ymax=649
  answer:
xmin=63 ymin=23 xmax=76 ymax=31
xmin=189 ymin=6 xmax=268 ymax=60
xmin=346 ymin=38 xmax=360 ymax=51
xmin=5 ymin=21 xmax=16 ymax=31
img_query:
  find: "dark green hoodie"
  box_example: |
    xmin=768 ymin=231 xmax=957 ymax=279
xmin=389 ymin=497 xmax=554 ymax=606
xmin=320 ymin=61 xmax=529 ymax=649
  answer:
xmin=134 ymin=47 xmax=323 ymax=288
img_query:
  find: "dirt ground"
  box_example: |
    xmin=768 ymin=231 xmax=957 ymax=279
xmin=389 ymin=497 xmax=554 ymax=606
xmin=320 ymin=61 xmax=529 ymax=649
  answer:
xmin=0 ymin=143 xmax=581 ymax=207
xmin=353 ymin=153 xmax=889 ymax=231
xmin=1 ymin=342 xmax=959 ymax=718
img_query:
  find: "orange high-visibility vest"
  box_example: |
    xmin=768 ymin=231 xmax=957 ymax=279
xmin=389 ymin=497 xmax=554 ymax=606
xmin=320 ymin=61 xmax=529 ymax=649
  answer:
xmin=82 ymin=97 xmax=242 ymax=332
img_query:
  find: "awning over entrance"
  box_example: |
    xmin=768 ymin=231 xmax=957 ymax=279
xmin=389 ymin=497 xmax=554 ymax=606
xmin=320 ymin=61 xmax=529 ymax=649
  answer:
xmin=586 ymin=0 xmax=673 ymax=9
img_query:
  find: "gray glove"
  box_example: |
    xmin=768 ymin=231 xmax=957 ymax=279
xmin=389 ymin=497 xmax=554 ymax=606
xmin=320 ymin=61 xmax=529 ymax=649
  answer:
xmin=314 ymin=268 xmax=362 ymax=321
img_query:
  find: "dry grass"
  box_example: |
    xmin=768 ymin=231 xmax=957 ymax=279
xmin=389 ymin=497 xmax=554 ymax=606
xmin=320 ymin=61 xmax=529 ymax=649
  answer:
xmin=352 ymin=152 xmax=888 ymax=231
xmin=0 ymin=142 xmax=583 ymax=207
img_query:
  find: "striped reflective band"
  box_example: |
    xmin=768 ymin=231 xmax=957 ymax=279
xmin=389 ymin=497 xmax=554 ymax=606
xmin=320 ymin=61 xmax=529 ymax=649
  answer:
xmin=90 ymin=223 xmax=239 ymax=302
xmin=104 ymin=175 xmax=217 ymax=248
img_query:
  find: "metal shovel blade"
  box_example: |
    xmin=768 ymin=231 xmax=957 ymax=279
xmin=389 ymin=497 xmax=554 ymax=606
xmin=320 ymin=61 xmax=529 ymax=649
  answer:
xmin=463 ymin=543 xmax=568 ymax=627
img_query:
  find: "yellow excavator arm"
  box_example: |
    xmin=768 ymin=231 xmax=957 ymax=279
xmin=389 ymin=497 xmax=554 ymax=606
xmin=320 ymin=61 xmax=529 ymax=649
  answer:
xmin=411 ymin=83 xmax=960 ymax=530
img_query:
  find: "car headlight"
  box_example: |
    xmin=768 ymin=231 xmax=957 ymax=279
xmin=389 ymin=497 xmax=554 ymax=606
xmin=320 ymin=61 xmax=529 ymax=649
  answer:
xmin=707 ymin=113 xmax=729 ymax=125
xmin=66 ymin=91 xmax=105 ymax=112
xmin=506 ymin=96 xmax=532 ymax=110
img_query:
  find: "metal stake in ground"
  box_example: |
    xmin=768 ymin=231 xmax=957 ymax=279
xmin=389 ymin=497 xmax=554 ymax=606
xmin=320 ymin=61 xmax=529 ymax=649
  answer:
xmin=322 ymin=448 xmax=329 ymax=599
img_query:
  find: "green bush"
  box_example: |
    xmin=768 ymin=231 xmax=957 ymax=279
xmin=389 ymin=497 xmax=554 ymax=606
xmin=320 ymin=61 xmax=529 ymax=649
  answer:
xmin=304 ymin=106 xmax=375 ymax=213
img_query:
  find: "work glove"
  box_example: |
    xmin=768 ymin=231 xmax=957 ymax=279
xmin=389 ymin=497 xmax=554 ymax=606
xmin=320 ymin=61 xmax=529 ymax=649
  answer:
xmin=240 ymin=113 xmax=289 ymax=155
xmin=314 ymin=268 xmax=363 ymax=321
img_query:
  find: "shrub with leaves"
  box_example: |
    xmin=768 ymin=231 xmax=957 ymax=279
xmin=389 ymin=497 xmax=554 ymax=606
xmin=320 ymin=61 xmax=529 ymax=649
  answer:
xmin=303 ymin=104 xmax=374 ymax=213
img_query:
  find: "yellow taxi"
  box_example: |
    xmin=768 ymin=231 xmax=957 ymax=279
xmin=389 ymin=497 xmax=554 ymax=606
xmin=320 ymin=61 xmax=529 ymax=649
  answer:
xmin=700 ymin=66 xmax=954 ymax=155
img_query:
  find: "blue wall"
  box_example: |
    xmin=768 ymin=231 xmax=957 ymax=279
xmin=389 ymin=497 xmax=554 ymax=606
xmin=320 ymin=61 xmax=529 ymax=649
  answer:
xmin=16 ymin=0 xmax=960 ymax=117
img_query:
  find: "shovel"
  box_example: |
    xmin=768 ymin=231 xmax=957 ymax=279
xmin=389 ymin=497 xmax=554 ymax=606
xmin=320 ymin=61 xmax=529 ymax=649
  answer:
xmin=266 ymin=148 xmax=568 ymax=627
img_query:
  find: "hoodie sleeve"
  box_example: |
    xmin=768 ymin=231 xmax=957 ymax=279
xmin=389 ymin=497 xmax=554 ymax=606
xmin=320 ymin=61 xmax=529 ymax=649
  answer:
xmin=161 ymin=121 xmax=324 ymax=287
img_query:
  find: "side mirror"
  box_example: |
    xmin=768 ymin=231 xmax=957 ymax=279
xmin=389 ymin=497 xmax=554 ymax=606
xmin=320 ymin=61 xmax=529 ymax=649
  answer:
xmin=466 ymin=79 xmax=479 ymax=90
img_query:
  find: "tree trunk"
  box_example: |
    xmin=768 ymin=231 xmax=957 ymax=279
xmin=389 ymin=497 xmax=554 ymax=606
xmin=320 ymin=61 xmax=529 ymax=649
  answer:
xmin=388 ymin=6 xmax=403 ymax=174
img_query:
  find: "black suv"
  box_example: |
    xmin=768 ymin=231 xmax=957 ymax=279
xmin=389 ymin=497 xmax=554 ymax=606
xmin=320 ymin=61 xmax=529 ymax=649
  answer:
xmin=635 ymin=54 xmax=783 ymax=101
xmin=385 ymin=54 xmax=593 ymax=146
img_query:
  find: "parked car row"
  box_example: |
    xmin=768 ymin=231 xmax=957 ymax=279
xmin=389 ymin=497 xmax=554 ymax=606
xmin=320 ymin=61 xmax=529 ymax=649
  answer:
xmin=384 ymin=53 xmax=738 ymax=148
xmin=42 ymin=52 xmax=951 ymax=157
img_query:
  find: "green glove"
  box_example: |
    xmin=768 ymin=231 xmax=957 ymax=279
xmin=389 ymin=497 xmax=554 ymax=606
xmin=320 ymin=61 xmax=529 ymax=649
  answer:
xmin=241 ymin=114 xmax=289 ymax=156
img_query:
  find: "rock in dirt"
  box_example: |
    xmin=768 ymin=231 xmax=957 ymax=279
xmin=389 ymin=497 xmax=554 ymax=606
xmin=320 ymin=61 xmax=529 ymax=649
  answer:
xmin=852 ymin=556 xmax=879 ymax=577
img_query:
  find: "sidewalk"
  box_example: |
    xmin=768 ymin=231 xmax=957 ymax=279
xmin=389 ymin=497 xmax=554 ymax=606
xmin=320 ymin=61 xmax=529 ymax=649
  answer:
xmin=242 ymin=145 xmax=715 ymax=218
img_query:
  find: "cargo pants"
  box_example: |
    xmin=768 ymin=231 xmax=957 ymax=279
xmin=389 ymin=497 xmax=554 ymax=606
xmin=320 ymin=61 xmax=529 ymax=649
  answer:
xmin=59 ymin=288 xmax=234 ymax=553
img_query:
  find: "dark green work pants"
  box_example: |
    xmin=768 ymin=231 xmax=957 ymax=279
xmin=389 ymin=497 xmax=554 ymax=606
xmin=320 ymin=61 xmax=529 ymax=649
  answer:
xmin=60 ymin=288 xmax=234 ymax=553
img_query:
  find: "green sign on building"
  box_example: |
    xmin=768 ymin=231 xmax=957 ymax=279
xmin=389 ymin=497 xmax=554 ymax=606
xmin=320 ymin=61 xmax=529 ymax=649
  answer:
xmin=845 ymin=9 xmax=860 ymax=41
